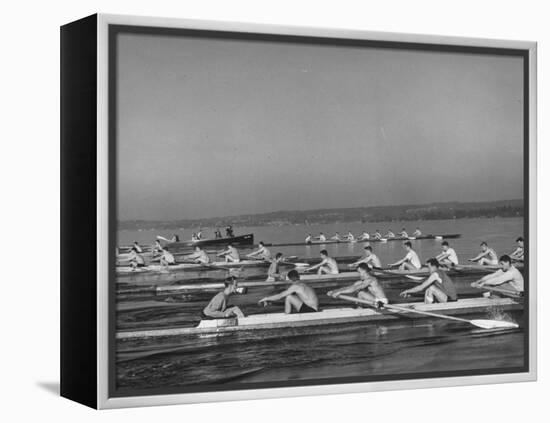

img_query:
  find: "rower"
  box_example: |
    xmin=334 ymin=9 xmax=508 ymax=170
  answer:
xmin=318 ymin=232 xmax=327 ymax=242
xmin=373 ymin=230 xmax=383 ymax=240
xmin=306 ymin=250 xmax=339 ymax=275
xmin=226 ymin=225 xmax=234 ymax=238
xmin=385 ymin=229 xmax=395 ymax=238
xmin=214 ymin=229 xmax=222 ymax=239
xmin=132 ymin=241 xmax=143 ymax=253
xmin=400 ymin=258 xmax=458 ymax=304
xmin=258 ymin=269 xmax=319 ymax=314
xmin=358 ymin=231 xmax=370 ymax=241
xmin=152 ymin=239 xmax=163 ymax=255
xmin=217 ymin=243 xmax=240 ymax=263
xmin=172 ymin=234 xmax=180 ymax=242
xmin=471 ymin=255 xmax=524 ymax=293
xmin=184 ymin=246 xmax=210 ymax=264
xmin=398 ymin=228 xmax=408 ymax=238
xmin=196 ymin=230 xmax=203 ymax=240
xmin=412 ymin=227 xmax=422 ymax=237
xmin=305 ymin=234 xmax=313 ymax=244
xmin=202 ymin=277 xmax=245 ymax=318
xmin=435 ymin=241 xmax=459 ymax=267
xmin=191 ymin=233 xmax=199 ymax=242
xmin=510 ymin=237 xmax=524 ymax=262
xmin=330 ymin=232 xmax=342 ymax=241
xmin=327 ymin=263 xmax=388 ymax=308
xmin=468 ymin=242 xmax=498 ymax=266
xmin=389 ymin=241 xmax=422 ymax=270
xmin=247 ymin=242 xmax=272 ymax=261
xmin=346 ymin=231 xmax=355 ymax=241
xmin=159 ymin=248 xmax=176 ymax=267
xmin=128 ymin=247 xmax=146 ymax=270
xmin=265 ymin=253 xmax=284 ymax=282
xmin=349 ymin=246 xmax=382 ymax=269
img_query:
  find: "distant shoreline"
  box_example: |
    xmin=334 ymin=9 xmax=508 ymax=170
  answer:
xmin=118 ymin=199 xmax=523 ymax=231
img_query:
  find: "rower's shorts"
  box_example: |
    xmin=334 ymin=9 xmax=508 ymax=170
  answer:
xmin=299 ymin=303 xmax=318 ymax=313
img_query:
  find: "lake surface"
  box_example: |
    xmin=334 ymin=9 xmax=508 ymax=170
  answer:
xmin=115 ymin=217 xmax=526 ymax=394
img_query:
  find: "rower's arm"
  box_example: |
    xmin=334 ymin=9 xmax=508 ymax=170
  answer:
xmin=475 ymin=270 xmax=502 ymax=284
xmin=390 ymin=257 xmax=406 ymax=266
xmin=203 ymin=298 xmax=227 ymax=318
xmin=470 ymin=251 xmax=488 ymax=261
xmin=260 ymin=286 xmax=297 ymax=302
xmin=403 ymin=274 xmax=437 ymax=294
xmin=480 ymin=271 xmax=514 ymax=286
xmin=436 ymin=252 xmax=448 ymax=260
xmin=308 ymin=259 xmax=326 ymax=270
xmin=330 ymin=280 xmax=367 ymax=297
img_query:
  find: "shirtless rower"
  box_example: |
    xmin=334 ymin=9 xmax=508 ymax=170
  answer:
xmin=471 ymin=255 xmax=524 ymax=293
xmin=327 ymin=263 xmax=388 ymax=308
xmin=217 ymin=244 xmax=240 ymax=263
xmin=259 ymin=270 xmax=319 ymax=314
xmin=389 ymin=241 xmax=422 ymax=271
xmin=358 ymin=231 xmax=370 ymax=241
xmin=400 ymin=258 xmax=458 ymax=304
xmin=412 ymin=227 xmax=422 ymax=237
xmin=373 ymin=230 xmax=383 ymax=240
xmin=247 ymin=242 xmax=272 ymax=261
xmin=191 ymin=233 xmax=199 ymax=242
xmin=184 ymin=246 xmax=210 ymax=264
xmin=436 ymin=241 xmax=459 ymax=267
xmin=469 ymin=242 xmax=498 ymax=266
xmin=196 ymin=229 xmax=203 ymax=240
xmin=128 ymin=247 xmax=146 ymax=270
xmin=510 ymin=237 xmax=524 ymax=262
xmin=398 ymin=228 xmax=408 ymax=238
xmin=305 ymin=234 xmax=313 ymax=244
xmin=306 ymin=250 xmax=339 ymax=275
xmin=318 ymin=232 xmax=327 ymax=242
xmin=330 ymin=232 xmax=343 ymax=242
xmin=266 ymin=253 xmax=284 ymax=282
xmin=202 ymin=277 xmax=245 ymax=318
xmin=349 ymin=246 xmax=382 ymax=269
xmin=385 ymin=229 xmax=396 ymax=238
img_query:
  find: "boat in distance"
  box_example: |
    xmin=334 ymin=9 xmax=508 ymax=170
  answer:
xmin=264 ymin=233 xmax=462 ymax=247
xmin=117 ymin=296 xmax=522 ymax=339
xmin=118 ymin=233 xmax=254 ymax=253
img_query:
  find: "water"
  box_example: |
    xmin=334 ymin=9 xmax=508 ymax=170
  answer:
xmin=115 ymin=217 xmax=526 ymax=394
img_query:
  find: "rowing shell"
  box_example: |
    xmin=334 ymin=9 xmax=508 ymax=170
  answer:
xmin=264 ymin=234 xmax=462 ymax=247
xmin=153 ymin=265 xmax=509 ymax=293
xmin=116 ymin=259 xmax=310 ymax=275
xmin=117 ymin=296 xmax=521 ymax=339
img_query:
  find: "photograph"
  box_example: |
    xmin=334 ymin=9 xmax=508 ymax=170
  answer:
xmin=111 ymin=24 xmax=529 ymax=397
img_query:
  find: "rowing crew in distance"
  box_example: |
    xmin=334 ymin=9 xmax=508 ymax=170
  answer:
xmin=305 ymin=227 xmax=423 ymax=244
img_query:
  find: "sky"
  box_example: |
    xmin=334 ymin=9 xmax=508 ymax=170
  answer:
xmin=116 ymin=32 xmax=524 ymax=221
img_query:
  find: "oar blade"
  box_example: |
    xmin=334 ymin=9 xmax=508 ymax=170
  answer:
xmin=470 ymin=319 xmax=519 ymax=330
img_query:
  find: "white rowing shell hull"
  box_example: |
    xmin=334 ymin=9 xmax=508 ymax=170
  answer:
xmin=117 ymin=297 xmax=522 ymax=339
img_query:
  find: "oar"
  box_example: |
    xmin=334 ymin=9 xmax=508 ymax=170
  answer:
xmin=336 ymin=294 xmax=518 ymax=330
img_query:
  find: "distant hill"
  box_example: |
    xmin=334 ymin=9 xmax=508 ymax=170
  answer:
xmin=118 ymin=199 xmax=523 ymax=231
